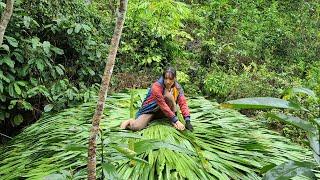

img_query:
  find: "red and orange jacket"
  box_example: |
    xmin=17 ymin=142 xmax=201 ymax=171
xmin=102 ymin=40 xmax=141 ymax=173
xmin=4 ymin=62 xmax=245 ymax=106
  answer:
xmin=136 ymin=77 xmax=190 ymax=123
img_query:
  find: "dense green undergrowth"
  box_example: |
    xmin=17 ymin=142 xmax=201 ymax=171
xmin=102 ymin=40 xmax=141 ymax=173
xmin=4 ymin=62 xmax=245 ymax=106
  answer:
xmin=1 ymin=0 xmax=320 ymax=137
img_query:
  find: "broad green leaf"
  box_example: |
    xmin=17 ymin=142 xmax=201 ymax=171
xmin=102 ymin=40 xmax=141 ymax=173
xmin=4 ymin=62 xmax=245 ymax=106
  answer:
xmin=0 ymin=70 xmax=10 ymax=83
xmin=51 ymin=47 xmax=64 ymax=55
xmin=30 ymin=78 xmax=38 ymax=86
xmin=16 ymin=81 xmax=27 ymax=87
xmin=31 ymin=37 xmax=40 ymax=49
xmin=66 ymin=89 xmax=74 ymax=100
xmin=283 ymin=87 xmax=317 ymax=99
xmin=110 ymin=143 xmax=148 ymax=163
xmin=12 ymin=52 xmax=24 ymax=63
xmin=14 ymin=83 xmax=21 ymax=95
xmin=58 ymin=64 xmax=65 ymax=71
xmin=5 ymin=36 xmax=18 ymax=47
xmin=0 ymin=56 xmax=15 ymax=68
xmin=88 ymin=40 xmax=96 ymax=45
xmin=75 ymin=24 xmax=82 ymax=33
xmin=1 ymin=44 xmax=10 ymax=51
xmin=96 ymin=50 xmax=101 ymax=58
xmin=310 ymin=118 xmax=320 ymax=164
xmin=221 ymin=97 xmax=306 ymax=111
xmin=55 ymin=66 xmax=64 ymax=76
xmin=43 ymin=41 xmax=51 ymax=55
xmin=82 ymin=24 xmax=91 ymax=31
xmin=35 ymin=60 xmax=45 ymax=72
xmin=267 ymin=113 xmax=316 ymax=134
xmin=5 ymin=73 xmax=14 ymax=82
xmin=9 ymin=100 xmax=18 ymax=108
xmin=8 ymin=84 xmax=15 ymax=97
xmin=13 ymin=115 xmax=24 ymax=126
xmin=307 ymin=132 xmax=320 ymax=164
xmin=102 ymin=162 xmax=118 ymax=179
xmin=21 ymin=101 xmax=33 ymax=110
xmin=31 ymin=18 xmax=40 ymax=27
xmin=44 ymin=104 xmax=54 ymax=112
xmin=83 ymin=91 xmax=90 ymax=102
xmin=27 ymin=87 xmax=39 ymax=98
xmin=18 ymin=66 xmax=27 ymax=77
xmin=110 ymin=144 xmax=137 ymax=158
xmin=67 ymin=28 xmax=73 ymax=34
xmin=23 ymin=16 xmax=31 ymax=28
xmin=263 ymin=161 xmax=316 ymax=180
xmin=86 ymin=67 xmax=95 ymax=76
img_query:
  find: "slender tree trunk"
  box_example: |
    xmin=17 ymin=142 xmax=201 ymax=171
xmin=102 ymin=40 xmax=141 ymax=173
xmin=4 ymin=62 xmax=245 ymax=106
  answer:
xmin=87 ymin=0 xmax=128 ymax=179
xmin=0 ymin=0 xmax=14 ymax=45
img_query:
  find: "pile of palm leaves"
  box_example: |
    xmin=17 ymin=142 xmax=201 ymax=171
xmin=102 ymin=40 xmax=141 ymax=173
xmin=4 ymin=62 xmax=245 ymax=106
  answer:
xmin=0 ymin=89 xmax=317 ymax=179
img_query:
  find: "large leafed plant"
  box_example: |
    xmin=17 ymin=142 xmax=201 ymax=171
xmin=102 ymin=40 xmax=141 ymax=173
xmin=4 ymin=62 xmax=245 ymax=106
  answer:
xmin=221 ymin=87 xmax=319 ymax=179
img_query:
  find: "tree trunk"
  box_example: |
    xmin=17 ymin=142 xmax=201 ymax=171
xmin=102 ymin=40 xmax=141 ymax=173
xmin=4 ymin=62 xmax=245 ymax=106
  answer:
xmin=87 ymin=0 xmax=128 ymax=179
xmin=0 ymin=0 xmax=14 ymax=45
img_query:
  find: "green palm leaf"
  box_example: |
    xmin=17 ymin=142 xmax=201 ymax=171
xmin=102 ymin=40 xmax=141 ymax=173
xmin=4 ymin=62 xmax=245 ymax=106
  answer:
xmin=267 ymin=113 xmax=316 ymax=133
xmin=221 ymin=97 xmax=306 ymax=111
xmin=0 ymin=89 xmax=317 ymax=179
xmin=262 ymin=161 xmax=316 ymax=180
xmin=283 ymin=87 xmax=317 ymax=99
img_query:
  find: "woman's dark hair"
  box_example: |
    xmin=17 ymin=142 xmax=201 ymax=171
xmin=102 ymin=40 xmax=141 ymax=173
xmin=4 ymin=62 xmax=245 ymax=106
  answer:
xmin=162 ymin=67 xmax=176 ymax=79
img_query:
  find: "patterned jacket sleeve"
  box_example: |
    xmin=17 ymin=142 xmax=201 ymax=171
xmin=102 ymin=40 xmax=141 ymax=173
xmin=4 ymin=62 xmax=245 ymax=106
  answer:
xmin=177 ymin=84 xmax=191 ymax=121
xmin=151 ymin=82 xmax=178 ymax=123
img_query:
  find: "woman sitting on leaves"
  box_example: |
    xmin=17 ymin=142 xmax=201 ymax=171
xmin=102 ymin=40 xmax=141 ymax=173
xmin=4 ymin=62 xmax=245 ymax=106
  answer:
xmin=120 ymin=67 xmax=193 ymax=131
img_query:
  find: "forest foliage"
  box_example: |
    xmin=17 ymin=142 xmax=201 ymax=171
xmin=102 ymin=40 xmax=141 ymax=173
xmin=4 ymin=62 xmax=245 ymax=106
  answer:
xmin=0 ymin=0 xmax=319 ymax=142
xmin=0 ymin=0 xmax=319 ymax=179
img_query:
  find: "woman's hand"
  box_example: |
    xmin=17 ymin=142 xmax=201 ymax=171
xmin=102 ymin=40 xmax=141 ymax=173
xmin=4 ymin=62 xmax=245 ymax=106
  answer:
xmin=173 ymin=121 xmax=185 ymax=131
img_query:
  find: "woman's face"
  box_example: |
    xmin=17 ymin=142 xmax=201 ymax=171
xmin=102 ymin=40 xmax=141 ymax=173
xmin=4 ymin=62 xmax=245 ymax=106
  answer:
xmin=164 ymin=72 xmax=175 ymax=89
